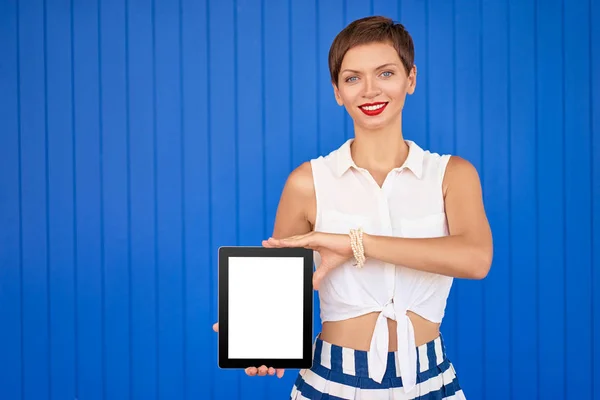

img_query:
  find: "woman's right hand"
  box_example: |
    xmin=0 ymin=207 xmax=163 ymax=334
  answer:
xmin=212 ymin=322 xmax=286 ymax=378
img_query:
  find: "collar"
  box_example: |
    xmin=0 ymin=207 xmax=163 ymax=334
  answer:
xmin=334 ymin=138 xmax=424 ymax=179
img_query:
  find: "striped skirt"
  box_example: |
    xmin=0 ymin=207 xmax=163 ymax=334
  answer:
xmin=290 ymin=334 xmax=466 ymax=400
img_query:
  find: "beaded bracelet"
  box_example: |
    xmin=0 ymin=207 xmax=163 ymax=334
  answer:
xmin=349 ymin=227 xmax=366 ymax=268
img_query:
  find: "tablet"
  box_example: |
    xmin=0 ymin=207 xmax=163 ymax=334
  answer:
xmin=218 ymin=246 xmax=314 ymax=369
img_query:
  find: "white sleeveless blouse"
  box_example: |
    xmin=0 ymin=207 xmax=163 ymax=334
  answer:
xmin=310 ymin=138 xmax=453 ymax=394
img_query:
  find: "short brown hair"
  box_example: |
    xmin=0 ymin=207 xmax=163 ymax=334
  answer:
xmin=328 ymin=16 xmax=415 ymax=85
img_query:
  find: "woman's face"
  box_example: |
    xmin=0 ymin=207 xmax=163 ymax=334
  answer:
xmin=333 ymin=41 xmax=416 ymax=132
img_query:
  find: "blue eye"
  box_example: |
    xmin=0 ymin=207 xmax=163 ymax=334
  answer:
xmin=345 ymin=76 xmax=358 ymax=82
xmin=381 ymin=71 xmax=393 ymax=77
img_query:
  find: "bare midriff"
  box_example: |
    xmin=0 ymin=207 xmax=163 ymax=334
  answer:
xmin=319 ymin=311 xmax=440 ymax=351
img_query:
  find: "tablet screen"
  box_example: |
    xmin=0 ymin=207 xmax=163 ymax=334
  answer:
xmin=228 ymin=256 xmax=305 ymax=359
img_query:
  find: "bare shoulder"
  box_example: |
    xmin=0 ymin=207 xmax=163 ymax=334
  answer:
xmin=442 ymin=155 xmax=482 ymax=197
xmin=441 ymin=155 xmax=487 ymax=230
xmin=285 ymin=161 xmax=315 ymax=199
xmin=272 ymin=161 xmax=316 ymax=237
xmin=442 ymin=155 xmax=492 ymax=247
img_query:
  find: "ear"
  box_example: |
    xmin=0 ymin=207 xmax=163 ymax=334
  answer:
xmin=406 ymin=65 xmax=417 ymax=95
xmin=332 ymin=82 xmax=344 ymax=106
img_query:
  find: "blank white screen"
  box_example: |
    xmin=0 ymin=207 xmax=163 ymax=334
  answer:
xmin=228 ymin=256 xmax=304 ymax=359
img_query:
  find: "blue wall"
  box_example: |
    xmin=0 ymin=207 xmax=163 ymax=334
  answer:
xmin=0 ymin=0 xmax=598 ymax=399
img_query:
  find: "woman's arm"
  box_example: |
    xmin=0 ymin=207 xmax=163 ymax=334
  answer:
xmin=270 ymin=161 xmax=315 ymax=239
xmin=362 ymin=156 xmax=493 ymax=280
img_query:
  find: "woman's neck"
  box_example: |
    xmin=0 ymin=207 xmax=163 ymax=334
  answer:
xmin=351 ymin=121 xmax=409 ymax=174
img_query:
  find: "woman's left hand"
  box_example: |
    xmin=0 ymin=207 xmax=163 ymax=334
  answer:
xmin=262 ymin=232 xmax=354 ymax=290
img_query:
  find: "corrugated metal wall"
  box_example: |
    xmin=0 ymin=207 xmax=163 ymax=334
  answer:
xmin=0 ymin=0 xmax=598 ymax=399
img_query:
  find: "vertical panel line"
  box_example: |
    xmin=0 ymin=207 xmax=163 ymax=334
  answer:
xmin=561 ymin=0 xmax=567 ymax=396
xmin=124 ymin=0 xmax=133 ymax=397
xmin=342 ymin=0 xmax=347 ymax=141
xmin=451 ymin=0 xmax=456 ymax=156
xmin=96 ymin=0 xmax=106 ymax=398
xmin=315 ymin=0 xmax=320 ymax=156
xmin=177 ymin=0 xmax=187 ymax=397
xmin=478 ymin=0 xmax=484 ymax=387
xmin=43 ymin=0 xmax=52 ymax=397
xmin=233 ymin=0 xmax=239 ymax=248
xmin=589 ymin=0 xmax=595 ymax=394
xmin=506 ymin=1 xmax=513 ymax=396
xmin=424 ymin=0 xmax=429 ymax=150
xmin=232 ymin=0 xmax=240 ymax=396
xmin=151 ymin=0 xmax=160 ymax=400
xmin=397 ymin=0 xmax=401 ymax=21
xmin=69 ymin=0 xmax=79 ymax=396
xmin=534 ymin=0 xmax=540 ymax=397
xmin=151 ymin=0 xmax=159 ymax=398
xmin=16 ymin=0 xmax=24 ymax=398
xmin=206 ymin=0 xmax=214 ymax=398
xmin=261 ymin=0 xmax=267 ymax=239
xmin=288 ymin=0 xmax=293 ymax=170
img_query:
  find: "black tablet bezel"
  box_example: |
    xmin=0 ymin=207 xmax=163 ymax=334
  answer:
xmin=218 ymin=246 xmax=314 ymax=369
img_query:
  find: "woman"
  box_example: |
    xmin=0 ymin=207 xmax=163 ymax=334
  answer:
xmin=215 ymin=15 xmax=492 ymax=399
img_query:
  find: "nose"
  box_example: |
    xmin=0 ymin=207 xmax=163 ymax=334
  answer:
xmin=362 ymin=77 xmax=381 ymax=99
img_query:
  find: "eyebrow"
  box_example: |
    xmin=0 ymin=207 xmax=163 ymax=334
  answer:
xmin=341 ymin=63 xmax=399 ymax=74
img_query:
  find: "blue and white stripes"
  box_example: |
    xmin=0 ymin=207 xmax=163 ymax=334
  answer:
xmin=290 ymin=335 xmax=466 ymax=399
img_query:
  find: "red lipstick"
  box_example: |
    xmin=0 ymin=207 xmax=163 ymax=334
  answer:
xmin=359 ymin=102 xmax=388 ymax=116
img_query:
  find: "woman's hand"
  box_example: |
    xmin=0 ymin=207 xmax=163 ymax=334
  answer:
xmin=263 ymin=231 xmax=354 ymax=290
xmin=212 ymin=322 xmax=285 ymax=378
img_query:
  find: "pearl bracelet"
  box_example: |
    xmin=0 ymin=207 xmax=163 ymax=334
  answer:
xmin=349 ymin=227 xmax=365 ymax=268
